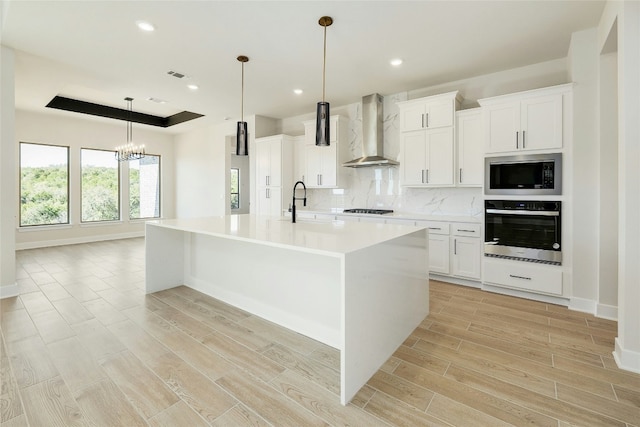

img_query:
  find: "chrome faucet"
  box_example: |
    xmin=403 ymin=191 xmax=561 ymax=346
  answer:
xmin=291 ymin=181 xmax=307 ymax=223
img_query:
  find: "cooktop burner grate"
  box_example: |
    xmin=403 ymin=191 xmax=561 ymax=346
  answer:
xmin=342 ymin=209 xmax=394 ymax=215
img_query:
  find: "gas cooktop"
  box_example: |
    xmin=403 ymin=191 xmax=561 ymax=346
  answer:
xmin=342 ymin=209 xmax=394 ymax=215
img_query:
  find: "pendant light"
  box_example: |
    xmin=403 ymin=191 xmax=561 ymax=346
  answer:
xmin=236 ymin=55 xmax=249 ymax=156
xmin=115 ymin=97 xmax=145 ymax=161
xmin=316 ymin=16 xmax=333 ymax=147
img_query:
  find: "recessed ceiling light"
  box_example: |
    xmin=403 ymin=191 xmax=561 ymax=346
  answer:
xmin=293 ymin=89 xmax=303 ymax=95
xmin=390 ymin=58 xmax=403 ymax=67
xmin=187 ymin=84 xmax=199 ymax=90
xmin=136 ymin=20 xmax=155 ymax=32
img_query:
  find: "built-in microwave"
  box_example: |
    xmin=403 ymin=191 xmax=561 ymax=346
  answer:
xmin=485 ymin=153 xmax=562 ymax=196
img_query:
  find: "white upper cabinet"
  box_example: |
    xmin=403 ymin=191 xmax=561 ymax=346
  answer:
xmin=302 ymin=115 xmax=348 ymax=189
xmin=400 ymin=94 xmax=457 ymax=131
xmin=399 ymin=91 xmax=461 ymax=187
xmin=456 ymin=108 xmax=483 ymax=186
xmin=254 ymin=134 xmax=294 ymax=216
xmin=480 ymin=84 xmax=571 ymax=154
xmin=255 ymin=137 xmax=283 ymax=187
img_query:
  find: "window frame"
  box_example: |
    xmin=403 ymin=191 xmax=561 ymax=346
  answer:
xmin=80 ymin=147 xmax=121 ymax=223
xmin=19 ymin=141 xmax=70 ymax=228
xmin=230 ymin=167 xmax=240 ymax=210
xmin=129 ymin=154 xmax=162 ymax=220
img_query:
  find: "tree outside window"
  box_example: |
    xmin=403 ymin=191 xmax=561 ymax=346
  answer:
xmin=130 ymin=155 xmax=161 ymax=219
xmin=230 ymin=168 xmax=240 ymax=210
xmin=81 ymin=148 xmax=120 ymax=222
xmin=19 ymin=142 xmax=69 ymax=226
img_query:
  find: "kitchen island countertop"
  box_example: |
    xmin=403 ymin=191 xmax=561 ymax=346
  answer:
xmin=147 ymin=214 xmax=426 ymax=256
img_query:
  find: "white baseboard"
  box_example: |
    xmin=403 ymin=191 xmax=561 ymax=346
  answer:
xmin=0 ymin=283 xmax=19 ymax=299
xmin=429 ymin=274 xmax=481 ymax=288
xmin=614 ymin=337 xmax=640 ymax=375
xmin=16 ymin=231 xmax=145 ymax=250
xmin=569 ymin=296 xmax=597 ymax=314
xmin=596 ymin=303 xmax=618 ymax=321
xmin=481 ymin=283 xmax=570 ymax=306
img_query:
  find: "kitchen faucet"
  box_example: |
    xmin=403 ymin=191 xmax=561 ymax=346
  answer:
xmin=291 ymin=181 xmax=307 ymax=223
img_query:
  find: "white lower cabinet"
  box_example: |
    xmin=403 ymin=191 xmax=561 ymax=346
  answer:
xmin=483 ymin=257 xmax=563 ymax=296
xmin=417 ymin=220 xmax=481 ymax=281
xmin=428 ymin=233 xmax=450 ymax=275
xmin=452 ymin=236 xmax=481 ymax=279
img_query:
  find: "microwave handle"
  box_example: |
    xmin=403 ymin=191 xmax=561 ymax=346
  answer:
xmin=486 ymin=209 xmax=559 ymax=217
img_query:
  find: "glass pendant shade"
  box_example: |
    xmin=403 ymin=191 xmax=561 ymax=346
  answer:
xmin=315 ymin=102 xmax=330 ymax=146
xmin=236 ymin=121 xmax=248 ymax=156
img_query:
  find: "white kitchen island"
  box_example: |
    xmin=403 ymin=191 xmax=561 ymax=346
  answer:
xmin=145 ymin=214 xmax=429 ymax=405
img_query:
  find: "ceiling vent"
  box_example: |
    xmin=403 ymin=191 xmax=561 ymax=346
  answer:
xmin=167 ymin=70 xmax=186 ymax=79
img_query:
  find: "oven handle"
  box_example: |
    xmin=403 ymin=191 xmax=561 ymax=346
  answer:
xmin=486 ymin=209 xmax=559 ymax=217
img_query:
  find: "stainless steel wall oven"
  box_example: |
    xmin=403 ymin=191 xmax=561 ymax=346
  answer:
xmin=485 ymin=200 xmax=562 ymax=265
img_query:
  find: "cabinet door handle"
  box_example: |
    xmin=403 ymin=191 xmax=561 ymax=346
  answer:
xmin=516 ymin=131 xmax=519 ymax=149
xmin=509 ymin=274 xmax=532 ymax=280
xmin=426 ymin=113 xmax=429 ymax=128
xmin=266 ymin=188 xmax=269 ymax=199
xmin=454 ymin=238 xmax=457 ymax=255
xmin=459 ymin=168 xmax=463 ymax=183
xmin=426 ymin=169 xmax=429 ymax=183
xmin=421 ymin=114 xmax=425 ymax=128
xmin=522 ymin=130 xmax=526 ymax=148
xmin=421 ymin=169 xmax=425 ymax=183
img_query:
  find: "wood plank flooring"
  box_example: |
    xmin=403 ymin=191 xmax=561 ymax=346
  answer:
xmin=1 ymin=237 xmax=639 ymax=426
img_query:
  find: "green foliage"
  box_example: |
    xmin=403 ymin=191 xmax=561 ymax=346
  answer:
xmin=81 ymin=166 xmax=119 ymax=221
xmin=20 ymin=165 xmax=68 ymax=226
xmin=129 ymin=168 xmax=140 ymax=218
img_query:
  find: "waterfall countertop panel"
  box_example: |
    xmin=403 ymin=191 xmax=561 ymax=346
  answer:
xmin=146 ymin=214 xmax=426 ymax=256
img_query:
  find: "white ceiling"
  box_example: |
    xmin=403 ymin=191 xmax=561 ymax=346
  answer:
xmin=2 ymin=0 xmax=605 ymax=134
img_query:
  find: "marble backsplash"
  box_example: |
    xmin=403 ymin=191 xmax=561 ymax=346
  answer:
xmin=305 ymin=92 xmax=483 ymax=218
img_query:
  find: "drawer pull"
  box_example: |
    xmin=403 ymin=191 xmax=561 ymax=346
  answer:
xmin=428 ymin=227 xmax=441 ymax=230
xmin=457 ymin=229 xmax=476 ymax=233
xmin=510 ymin=274 xmax=531 ymax=280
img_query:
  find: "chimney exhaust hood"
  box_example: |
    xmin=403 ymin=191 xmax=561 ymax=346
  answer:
xmin=342 ymin=93 xmax=399 ymax=168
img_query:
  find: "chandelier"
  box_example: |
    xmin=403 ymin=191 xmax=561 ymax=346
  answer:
xmin=115 ymin=97 xmax=145 ymax=161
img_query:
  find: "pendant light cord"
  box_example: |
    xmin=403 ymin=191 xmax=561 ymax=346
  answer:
xmin=322 ymin=23 xmax=327 ymax=103
xmin=241 ymin=61 xmax=244 ymax=122
xmin=127 ymin=99 xmax=132 ymax=143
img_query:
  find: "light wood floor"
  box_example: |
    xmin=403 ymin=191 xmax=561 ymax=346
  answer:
xmin=1 ymin=238 xmax=639 ymax=426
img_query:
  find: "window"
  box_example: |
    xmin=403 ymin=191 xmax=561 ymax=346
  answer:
xmin=129 ymin=155 xmax=161 ymax=219
xmin=81 ymin=148 xmax=120 ymax=222
xmin=20 ymin=142 xmax=69 ymax=226
xmin=230 ymin=168 xmax=240 ymax=210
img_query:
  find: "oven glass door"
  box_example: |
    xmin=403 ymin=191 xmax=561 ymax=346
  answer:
xmin=485 ymin=210 xmax=560 ymax=251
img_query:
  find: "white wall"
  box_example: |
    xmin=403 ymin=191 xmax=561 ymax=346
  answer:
xmin=174 ymin=121 xmax=233 ymax=218
xmin=598 ymin=49 xmax=619 ymax=310
xmin=603 ymin=0 xmax=640 ymax=374
xmin=568 ymin=29 xmax=600 ymax=308
xmin=14 ymin=110 xmax=175 ymax=249
xmin=1 ymin=45 xmax=17 ymax=297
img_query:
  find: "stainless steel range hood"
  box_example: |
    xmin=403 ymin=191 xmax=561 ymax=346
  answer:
xmin=342 ymin=93 xmax=399 ymax=168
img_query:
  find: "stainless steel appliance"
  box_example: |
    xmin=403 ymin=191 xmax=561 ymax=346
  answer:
xmin=485 ymin=153 xmax=562 ymax=195
xmin=342 ymin=209 xmax=393 ymax=215
xmin=342 ymin=94 xmax=399 ymax=168
xmin=485 ymin=200 xmax=561 ymax=265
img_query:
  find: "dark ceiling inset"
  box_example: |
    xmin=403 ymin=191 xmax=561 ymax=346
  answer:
xmin=45 ymin=96 xmax=204 ymax=127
